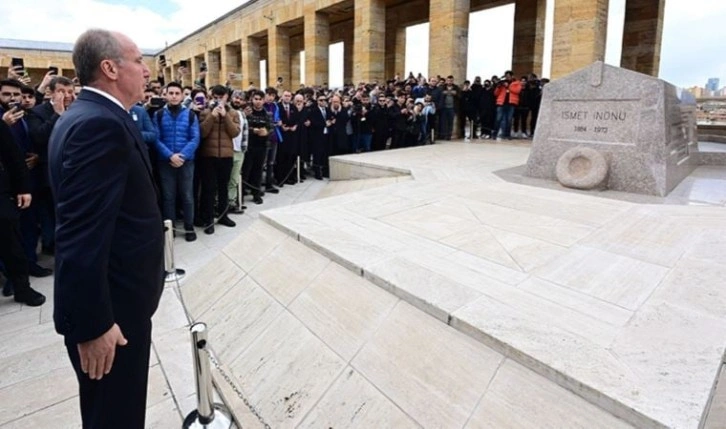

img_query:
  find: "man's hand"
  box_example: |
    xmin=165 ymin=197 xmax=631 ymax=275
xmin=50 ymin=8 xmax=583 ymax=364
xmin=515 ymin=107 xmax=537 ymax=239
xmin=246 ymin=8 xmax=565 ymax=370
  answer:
xmin=77 ymin=323 xmax=127 ymax=380
xmin=2 ymin=108 xmax=24 ymax=126
xmin=25 ymin=153 xmax=39 ymax=170
xmin=7 ymin=65 xmax=23 ymax=80
xmin=52 ymin=92 xmax=66 ymax=115
xmin=38 ymin=71 xmax=56 ymax=94
xmin=169 ymin=154 xmax=185 ymax=168
xmin=16 ymin=193 xmax=31 ymax=209
xmin=216 ymin=105 xmax=226 ymax=117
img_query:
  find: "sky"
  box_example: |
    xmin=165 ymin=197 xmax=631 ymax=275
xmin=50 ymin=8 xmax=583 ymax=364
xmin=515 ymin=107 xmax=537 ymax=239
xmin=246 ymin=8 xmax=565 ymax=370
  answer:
xmin=0 ymin=0 xmax=723 ymax=89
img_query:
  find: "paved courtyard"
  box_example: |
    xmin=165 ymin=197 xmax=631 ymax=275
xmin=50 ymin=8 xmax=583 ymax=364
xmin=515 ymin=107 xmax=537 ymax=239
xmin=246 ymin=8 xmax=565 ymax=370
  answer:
xmin=1 ymin=140 xmax=725 ymax=428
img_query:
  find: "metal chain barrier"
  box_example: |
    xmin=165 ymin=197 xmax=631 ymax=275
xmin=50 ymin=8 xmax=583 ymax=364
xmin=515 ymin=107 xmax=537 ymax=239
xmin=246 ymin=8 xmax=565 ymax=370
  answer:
xmin=203 ymin=347 xmax=272 ymax=429
xmin=168 ymin=161 xmax=300 ymax=234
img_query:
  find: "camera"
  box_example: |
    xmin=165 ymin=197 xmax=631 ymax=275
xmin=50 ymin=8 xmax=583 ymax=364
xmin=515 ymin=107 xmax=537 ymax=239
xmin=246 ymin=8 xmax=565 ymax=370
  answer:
xmin=209 ymin=100 xmax=219 ymax=110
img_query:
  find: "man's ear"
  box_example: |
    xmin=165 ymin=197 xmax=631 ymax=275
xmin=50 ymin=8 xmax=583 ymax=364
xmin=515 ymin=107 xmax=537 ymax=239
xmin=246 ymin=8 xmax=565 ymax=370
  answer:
xmin=100 ymin=60 xmax=117 ymax=80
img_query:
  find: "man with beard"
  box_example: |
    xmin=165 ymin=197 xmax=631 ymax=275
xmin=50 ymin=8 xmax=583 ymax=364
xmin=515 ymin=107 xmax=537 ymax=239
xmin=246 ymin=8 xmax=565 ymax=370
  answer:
xmin=228 ymin=90 xmax=249 ymax=212
xmin=242 ymin=90 xmax=272 ymax=204
xmin=370 ymin=95 xmax=391 ymax=151
xmin=351 ymin=93 xmax=373 ymax=153
xmin=0 ymin=79 xmax=52 ymax=279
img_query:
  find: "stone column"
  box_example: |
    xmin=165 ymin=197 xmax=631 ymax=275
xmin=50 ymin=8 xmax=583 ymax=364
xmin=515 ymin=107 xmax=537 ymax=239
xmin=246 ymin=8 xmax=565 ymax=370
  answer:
xmin=551 ymin=0 xmax=609 ymax=79
xmin=620 ymin=0 xmax=665 ymax=77
xmin=291 ymin=51 xmax=301 ymax=89
xmin=354 ymin=0 xmax=386 ymax=83
xmin=304 ymin=8 xmax=329 ymax=86
xmin=242 ymin=36 xmax=261 ymax=88
xmin=428 ymin=0 xmax=469 ymax=80
xmin=222 ymin=43 xmax=241 ymax=87
xmin=190 ymin=56 xmax=201 ymax=86
xmin=206 ymin=50 xmax=221 ymax=86
xmin=343 ymin=31 xmax=354 ymax=85
xmin=512 ymin=0 xmax=546 ymax=77
xmin=268 ymin=25 xmax=291 ymax=89
xmin=385 ymin=25 xmax=406 ymax=79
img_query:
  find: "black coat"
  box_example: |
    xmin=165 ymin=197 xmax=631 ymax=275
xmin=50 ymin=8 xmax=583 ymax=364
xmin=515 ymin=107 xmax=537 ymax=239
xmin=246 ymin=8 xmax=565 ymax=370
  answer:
xmin=49 ymin=89 xmax=164 ymax=344
xmin=278 ymin=101 xmax=300 ymax=154
xmin=27 ymin=101 xmax=60 ymax=188
xmin=0 ymin=120 xmax=29 ymax=219
xmin=328 ymin=107 xmax=350 ymax=154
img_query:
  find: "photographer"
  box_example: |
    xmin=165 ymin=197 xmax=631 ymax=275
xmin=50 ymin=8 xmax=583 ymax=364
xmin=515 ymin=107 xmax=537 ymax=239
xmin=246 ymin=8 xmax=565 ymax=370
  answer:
xmin=493 ymin=71 xmax=522 ymax=141
xmin=197 ymin=85 xmax=240 ymax=234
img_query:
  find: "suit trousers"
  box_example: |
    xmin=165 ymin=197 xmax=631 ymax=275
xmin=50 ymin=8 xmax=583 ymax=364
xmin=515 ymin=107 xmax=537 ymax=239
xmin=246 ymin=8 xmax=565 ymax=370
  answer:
xmin=242 ymin=145 xmax=267 ymax=198
xmin=0 ymin=216 xmax=31 ymax=294
xmin=198 ymin=157 xmax=233 ymax=223
xmin=66 ymin=317 xmax=153 ymax=429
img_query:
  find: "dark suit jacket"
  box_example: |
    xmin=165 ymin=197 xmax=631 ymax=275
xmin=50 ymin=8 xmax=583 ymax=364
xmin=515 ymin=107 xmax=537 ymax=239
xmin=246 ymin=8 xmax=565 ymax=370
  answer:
xmin=308 ymin=106 xmax=330 ymax=145
xmin=0 ymin=120 xmax=29 ymax=220
xmin=27 ymin=101 xmax=60 ymax=188
xmin=278 ymin=102 xmax=299 ymax=154
xmin=49 ymin=89 xmax=164 ymax=344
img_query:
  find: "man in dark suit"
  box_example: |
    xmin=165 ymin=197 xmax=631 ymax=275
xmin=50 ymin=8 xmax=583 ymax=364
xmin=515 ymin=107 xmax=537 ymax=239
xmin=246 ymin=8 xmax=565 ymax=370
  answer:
xmin=27 ymin=76 xmax=75 ymax=256
xmin=276 ymin=90 xmax=299 ymax=185
xmin=48 ymin=29 xmax=164 ymax=429
xmin=308 ymin=94 xmax=331 ymax=179
xmin=0 ymin=120 xmax=46 ymax=307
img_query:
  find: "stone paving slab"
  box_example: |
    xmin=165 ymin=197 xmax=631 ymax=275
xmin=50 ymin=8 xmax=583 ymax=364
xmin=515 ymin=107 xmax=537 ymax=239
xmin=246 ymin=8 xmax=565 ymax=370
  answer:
xmin=259 ymin=142 xmax=726 ymax=428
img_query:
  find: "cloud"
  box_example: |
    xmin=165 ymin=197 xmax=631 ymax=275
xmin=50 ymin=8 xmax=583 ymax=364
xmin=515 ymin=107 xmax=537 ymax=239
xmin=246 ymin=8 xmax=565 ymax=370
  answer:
xmin=0 ymin=0 xmax=247 ymax=51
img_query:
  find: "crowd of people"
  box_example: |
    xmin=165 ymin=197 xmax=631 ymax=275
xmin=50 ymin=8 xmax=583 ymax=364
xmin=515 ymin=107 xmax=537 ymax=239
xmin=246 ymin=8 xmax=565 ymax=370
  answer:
xmin=0 ymin=55 xmax=549 ymax=306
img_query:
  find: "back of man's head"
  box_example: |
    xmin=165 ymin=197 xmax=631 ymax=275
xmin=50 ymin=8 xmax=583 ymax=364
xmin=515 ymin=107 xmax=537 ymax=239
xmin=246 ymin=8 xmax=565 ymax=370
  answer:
xmin=73 ymin=29 xmax=123 ymax=86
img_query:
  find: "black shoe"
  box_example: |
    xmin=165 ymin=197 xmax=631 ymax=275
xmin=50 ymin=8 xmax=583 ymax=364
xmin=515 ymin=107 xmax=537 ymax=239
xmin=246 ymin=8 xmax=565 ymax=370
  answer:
xmin=228 ymin=205 xmax=245 ymax=215
xmin=285 ymin=178 xmax=297 ymax=185
xmin=253 ymin=195 xmax=263 ymax=205
xmin=2 ymin=280 xmax=13 ymax=297
xmin=185 ymin=231 xmax=197 ymax=242
xmin=14 ymin=288 xmax=46 ymax=307
xmin=265 ymin=187 xmax=279 ymax=194
xmin=29 ymin=264 xmax=52 ymax=278
xmin=204 ymin=225 xmax=215 ymax=235
xmin=217 ymin=216 xmax=236 ymax=227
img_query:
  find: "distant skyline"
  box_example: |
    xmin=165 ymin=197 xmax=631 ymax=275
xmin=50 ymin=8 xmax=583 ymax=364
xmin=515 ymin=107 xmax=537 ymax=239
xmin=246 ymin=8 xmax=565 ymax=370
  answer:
xmin=0 ymin=0 xmax=724 ymax=89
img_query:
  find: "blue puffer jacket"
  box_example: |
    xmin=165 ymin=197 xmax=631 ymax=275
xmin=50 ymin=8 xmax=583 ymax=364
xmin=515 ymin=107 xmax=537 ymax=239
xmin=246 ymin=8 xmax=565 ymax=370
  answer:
xmin=152 ymin=106 xmax=200 ymax=161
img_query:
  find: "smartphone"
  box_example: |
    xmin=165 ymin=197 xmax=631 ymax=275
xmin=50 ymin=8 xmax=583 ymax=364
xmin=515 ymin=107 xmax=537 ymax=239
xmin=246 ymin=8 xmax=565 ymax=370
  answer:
xmin=159 ymin=54 xmax=166 ymax=65
xmin=48 ymin=66 xmax=59 ymax=75
xmin=8 ymin=102 xmax=21 ymax=111
xmin=200 ymin=62 xmax=208 ymax=72
xmin=180 ymin=60 xmax=188 ymax=68
xmin=150 ymin=97 xmax=165 ymax=108
xmin=11 ymin=57 xmax=25 ymax=75
xmin=194 ymin=95 xmax=206 ymax=106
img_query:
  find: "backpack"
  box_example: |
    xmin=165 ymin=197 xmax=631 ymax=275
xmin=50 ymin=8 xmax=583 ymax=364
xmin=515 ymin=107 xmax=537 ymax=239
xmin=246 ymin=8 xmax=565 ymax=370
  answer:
xmin=155 ymin=108 xmax=196 ymax=139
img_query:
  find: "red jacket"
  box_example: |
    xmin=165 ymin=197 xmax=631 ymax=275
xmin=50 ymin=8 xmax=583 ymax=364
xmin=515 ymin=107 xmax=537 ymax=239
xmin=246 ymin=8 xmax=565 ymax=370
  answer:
xmin=494 ymin=80 xmax=522 ymax=106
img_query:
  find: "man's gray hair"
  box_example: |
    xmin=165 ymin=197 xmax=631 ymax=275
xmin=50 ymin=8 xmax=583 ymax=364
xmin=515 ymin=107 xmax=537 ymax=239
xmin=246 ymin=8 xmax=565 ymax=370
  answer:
xmin=73 ymin=29 xmax=124 ymax=86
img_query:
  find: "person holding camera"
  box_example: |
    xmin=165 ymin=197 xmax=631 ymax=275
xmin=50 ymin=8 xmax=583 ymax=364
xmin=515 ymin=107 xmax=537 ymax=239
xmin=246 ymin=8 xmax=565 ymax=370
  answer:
xmin=493 ymin=71 xmax=522 ymax=141
xmin=198 ymin=85 xmax=240 ymax=234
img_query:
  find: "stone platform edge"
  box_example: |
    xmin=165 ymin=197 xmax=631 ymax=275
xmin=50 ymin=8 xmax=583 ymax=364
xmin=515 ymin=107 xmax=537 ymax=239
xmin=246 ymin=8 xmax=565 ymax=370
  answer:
xmin=258 ymin=210 xmax=668 ymax=429
xmin=329 ymin=155 xmax=412 ymax=181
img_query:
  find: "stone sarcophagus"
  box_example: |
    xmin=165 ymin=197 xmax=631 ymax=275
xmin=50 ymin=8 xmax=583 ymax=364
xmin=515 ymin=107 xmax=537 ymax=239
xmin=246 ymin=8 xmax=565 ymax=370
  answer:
xmin=525 ymin=61 xmax=698 ymax=196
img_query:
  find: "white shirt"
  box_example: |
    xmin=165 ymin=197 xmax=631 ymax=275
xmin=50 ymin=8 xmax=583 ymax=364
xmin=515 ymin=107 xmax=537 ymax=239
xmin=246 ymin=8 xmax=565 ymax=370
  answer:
xmin=83 ymin=86 xmax=127 ymax=112
xmin=232 ymin=110 xmax=249 ymax=152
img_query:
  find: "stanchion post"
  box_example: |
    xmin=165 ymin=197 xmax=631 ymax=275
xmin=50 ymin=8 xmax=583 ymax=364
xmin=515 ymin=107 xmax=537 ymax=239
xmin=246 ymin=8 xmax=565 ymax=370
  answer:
xmin=296 ymin=156 xmax=301 ymax=184
xmin=164 ymin=219 xmax=186 ymax=283
xmin=182 ymin=323 xmax=233 ymax=429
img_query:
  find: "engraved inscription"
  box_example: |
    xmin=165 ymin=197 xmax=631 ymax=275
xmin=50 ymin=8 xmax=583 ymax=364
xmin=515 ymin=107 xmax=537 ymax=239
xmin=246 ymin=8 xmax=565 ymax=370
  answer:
xmin=551 ymin=100 xmax=638 ymax=144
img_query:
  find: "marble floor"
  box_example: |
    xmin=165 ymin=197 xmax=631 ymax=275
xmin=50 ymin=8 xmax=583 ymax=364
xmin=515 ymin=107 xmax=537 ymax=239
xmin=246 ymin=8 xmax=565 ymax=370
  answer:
xmin=260 ymin=142 xmax=726 ymax=429
xmin=0 ymin=175 xmax=328 ymax=428
xmin=2 ymin=140 xmax=725 ymax=428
